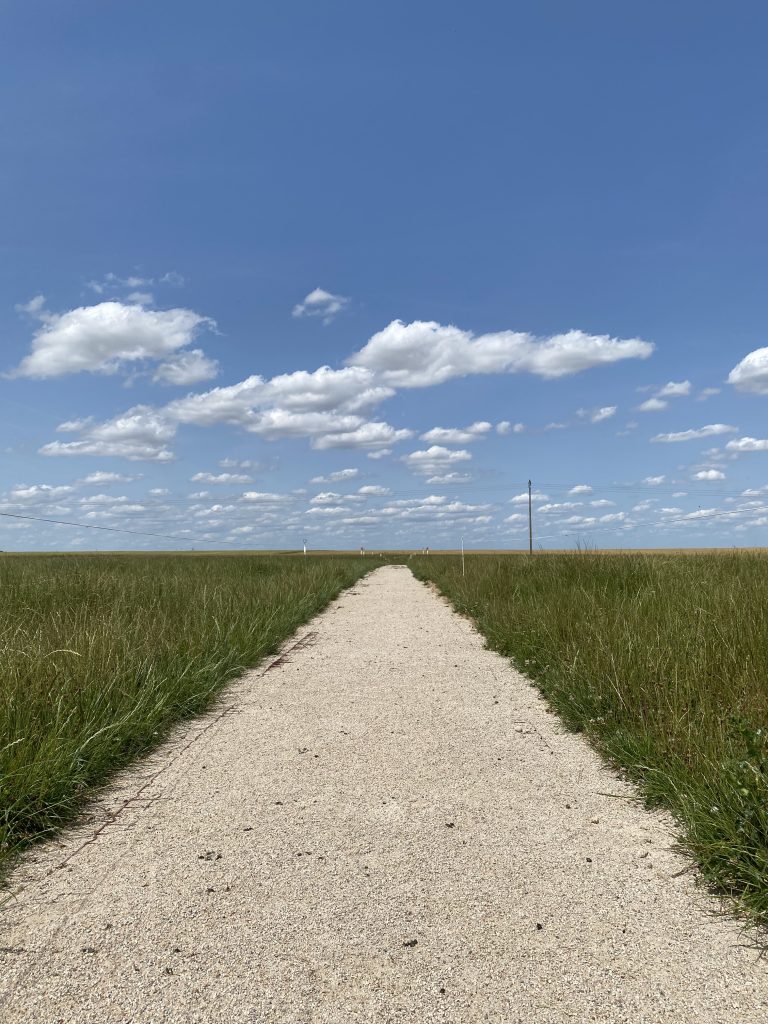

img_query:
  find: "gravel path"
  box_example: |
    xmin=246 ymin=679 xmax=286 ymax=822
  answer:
xmin=1 ymin=564 xmax=766 ymax=1023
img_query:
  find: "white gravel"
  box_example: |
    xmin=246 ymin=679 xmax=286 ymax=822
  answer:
xmin=1 ymin=564 xmax=766 ymax=1023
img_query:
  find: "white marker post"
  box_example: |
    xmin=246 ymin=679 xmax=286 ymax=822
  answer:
xmin=303 ymin=538 xmax=307 ymax=560
xmin=461 ymin=535 xmax=465 ymax=577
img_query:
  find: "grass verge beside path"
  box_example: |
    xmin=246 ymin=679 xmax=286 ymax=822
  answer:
xmin=411 ymin=552 xmax=768 ymax=930
xmin=0 ymin=554 xmax=377 ymax=875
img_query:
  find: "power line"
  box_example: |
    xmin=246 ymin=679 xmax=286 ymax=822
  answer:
xmin=3 ymin=479 xmax=756 ymax=515
xmin=3 ymin=478 xmax=768 ymax=550
xmin=0 ymin=510 xmax=228 ymax=545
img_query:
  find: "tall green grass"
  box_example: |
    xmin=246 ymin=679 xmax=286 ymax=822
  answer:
xmin=6 ymin=550 xmax=768 ymax=929
xmin=0 ymin=553 xmax=375 ymax=872
xmin=412 ymin=552 xmax=768 ymax=928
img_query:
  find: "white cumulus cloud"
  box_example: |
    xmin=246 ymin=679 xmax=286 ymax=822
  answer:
xmin=12 ymin=301 xmax=215 ymax=379
xmin=728 ymin=348 xmax=768 ymax=394
xmin=164 ymin=367 xmax=392 ymax=443
xmin=593 ymin=406 xmax=617 ymax=422
xmin=240 ymin=491 xmax=292 ymax=504
xmin=725 ymin=437 xmax=768 ymax=452
xmin=80 ymin=471 xmax=132 ymax=485
xmin=419 ymin=421 xmax=492 ymax=444
xmin=312 ymin=422 xmax=412 ymax=451
xmin=348 ymin=320 xmax=653 ymax=387
xmin=693 ymin=469 xmax=726 ymax=480
xmin=510 ymin=491 xmax=549 ymax=505
xmin=539 ymin=502 xmax=583 ymax=513
xmin=310 ymin=491 xmax=345 ymax=505
xmin=7 ymin=483 xmax=74 ymax=503
xmin=657 ymin=380 xmax=691 ymax=398
xmin=39 ymin=405 xmax=176 ymax=461
xmin=426 ymin=472 xmax=472 ymax=484
xmin=401 ymin=445 xmax=472 ymax=476
xmin=637 ymin=397 xmax=668 ymax=412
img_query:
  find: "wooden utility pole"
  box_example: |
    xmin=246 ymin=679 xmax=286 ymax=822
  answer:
xmin=528 ymin=479 xmax=533 ymax=555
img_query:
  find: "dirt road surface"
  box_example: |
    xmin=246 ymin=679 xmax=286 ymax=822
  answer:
xmin=1 ymin=565 xmax=766 ymax=1022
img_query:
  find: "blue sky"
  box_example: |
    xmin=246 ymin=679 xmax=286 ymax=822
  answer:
xmin=3 ymin=1 xmax=768 ymax=550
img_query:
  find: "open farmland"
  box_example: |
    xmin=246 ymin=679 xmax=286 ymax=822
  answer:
xmin=0 ymin=553 xmax=380 ymax=870
xmin=412 ymin=550 xmax=768 ymax=928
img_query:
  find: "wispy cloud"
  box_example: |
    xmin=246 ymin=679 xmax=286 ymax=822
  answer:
xmin=577 ymin=405 xmax=617 ymax=423
xmin=637 ymin=379 xmax=690 ymax=412
xmin=292 ymin=287 xmax=349 ymax=324
xmin=311 ymin=468 xmax=360 ymax=483
xmin=496 ymin=421 xmax=524 ymax=435
xmin=652 ymin=424 xmax=737 ymax=443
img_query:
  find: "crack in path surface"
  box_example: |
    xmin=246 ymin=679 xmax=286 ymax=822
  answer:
xmin=1 ymin=565 xmax=766 ymax=1022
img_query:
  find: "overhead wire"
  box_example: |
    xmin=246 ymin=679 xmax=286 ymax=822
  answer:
xmin=2 ymin=476 xmax=767 ymax=549
xmin=0 ymin=510 xmax=236 ymax=546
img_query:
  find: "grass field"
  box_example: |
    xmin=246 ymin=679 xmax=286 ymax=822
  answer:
xmin=411 ymin=551 xmax=768 ymax=928
xmin=4 ymin=549 xmax=768 ymax=932
xmin=0 ymin=553 xmax=378 ymax=872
